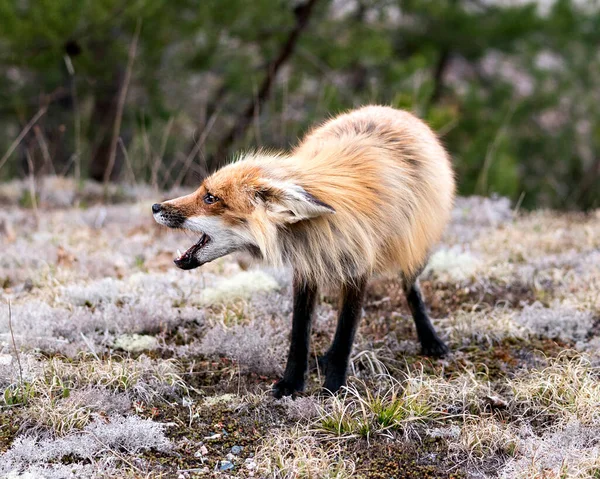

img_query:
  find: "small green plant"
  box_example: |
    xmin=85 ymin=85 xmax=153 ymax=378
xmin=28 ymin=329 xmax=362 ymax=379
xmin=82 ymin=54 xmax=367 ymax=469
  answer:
xmin=320 ymin=415 xmax=360 ymax=437
xmin=134 ymin=255 xmax=145 ymax=269
xmin=2 ymin=381 xmax=35 ymax=406
xmin=371 ymin=396 xmax=407 ymax=427
xmin=18 ymin=190 xmax=38 ymax=209
xmin=315 ymin=376 xmax=442 ymax=440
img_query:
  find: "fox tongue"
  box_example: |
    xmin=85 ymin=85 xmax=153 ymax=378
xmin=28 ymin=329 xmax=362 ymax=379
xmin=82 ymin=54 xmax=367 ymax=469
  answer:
xmin=174 ymin=234 xmax=208 ymax=270
xmin=174 ymin=244 xmax=201 ymax=270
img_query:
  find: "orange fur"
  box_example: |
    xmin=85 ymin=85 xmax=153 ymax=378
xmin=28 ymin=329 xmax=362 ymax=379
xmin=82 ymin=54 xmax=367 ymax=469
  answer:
xmin=167 ymin=106 xmax=455 ymax=286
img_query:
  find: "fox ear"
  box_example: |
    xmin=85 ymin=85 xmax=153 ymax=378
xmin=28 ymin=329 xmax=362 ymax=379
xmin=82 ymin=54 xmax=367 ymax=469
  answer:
xmin=259 ymin=180 xmax=335 ymax=224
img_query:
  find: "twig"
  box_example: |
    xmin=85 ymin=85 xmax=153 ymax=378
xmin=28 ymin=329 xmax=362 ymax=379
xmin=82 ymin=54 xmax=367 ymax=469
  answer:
xmin=0 ymin=106 xmax=47 ymax=172
xmin=172 ymin=107 xmax=220 ymax=189
xmin=252 ymin=81 xmax=262 ymax=146
xmin=103 ymin=19 xmax=141 ymax=187
xmin=437 ymin=117 xmax=459 ymax=137
xmin=151 ymin=116 xmax=174 ymax=190
xmin=280 ymin=73 xmax=289 ymax=144
xmin=25 ymin=150 xmax=40 ymax=226
xmin=476 ymin=101 xmax=517 ymax=195
xmin=59 ymin=154 xmax=76 ymax=177
xmin=80 ymin=332 xmax=101 ymax=361
xmin=426 ymin=49 xmax=450 ymax=112
xmin=118 ymin=137 xmax=137 ymax=185
xmin=33 ymin=125 xmax=55 ymax=175
xmin=513 ymin=191 xmax=526 ymax=215
xmin=88 ymin=431 xmax=144 ymax=473
xmin=141 ymin=112 xmax=152 ymax=177
xmin=213 ymin=0 xmax=321 ymax=163
xmin=164 ymin=154 xmax=208 ymax=189
xmin=295 ymin=48 xmax=357 ymax=107
xmin=65 ymin=53 xmax=82 ymax=182
xmin=8 ymin=300 xmax=24 ymax=386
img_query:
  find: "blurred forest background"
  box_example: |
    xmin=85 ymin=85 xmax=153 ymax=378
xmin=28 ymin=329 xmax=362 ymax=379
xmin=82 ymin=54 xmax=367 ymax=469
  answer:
xmin=0 ymin=0 xmax=599 ymax=210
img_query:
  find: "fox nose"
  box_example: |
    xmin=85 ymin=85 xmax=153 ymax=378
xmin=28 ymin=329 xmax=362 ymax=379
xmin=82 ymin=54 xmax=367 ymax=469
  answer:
xmin=152 ymin=203 xmax=162 ymax=214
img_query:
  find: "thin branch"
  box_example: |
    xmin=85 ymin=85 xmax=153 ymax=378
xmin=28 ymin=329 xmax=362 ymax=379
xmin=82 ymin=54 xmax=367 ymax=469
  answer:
xmin=428 ymin=49 xmax=450 ymax=108
xmin=426 ymin=0 xmax=456 ymax=112
xmin=103 ymin=19 xmax=141 ymax=186
xmin=0 ymin=106 xmax=48 ymax=173
xmin=151 ymin=117 xmax=174 ymax=190
xmin=59 ymin=154 xmax=76 ymax=177
xmin=179 ymin=83 xmax=229 ymax=175
xmin=88 ymin=432 xmax=144 ymax=474
xmin=570 ymin=157 xmax=600 ymax=210
xmin=65 ymin=53 xmax=82 ymax=182
xmin=8 ymin=300 xmax=24 ymax=387
xmin=252 ymin=81 xmax=262 ymax=146
xmin=118 ymin=137 xmax=137 ymax=186
xmin=476 ymin=101 xmax=517 ymax=195
xmin=172 ymin=107 xmax=221 ymax=189
xmin=25 ymin=150 xmax=40 ymax=226
xmin=141 ymin=112 xmax=152 ymax=177
xmin=80 ymin=332 xmax=101 ymax=362
xmin=33 ymin=125 xmax=55 ymax=175
xmin=213 ymin=0 xmax=321 ymax=164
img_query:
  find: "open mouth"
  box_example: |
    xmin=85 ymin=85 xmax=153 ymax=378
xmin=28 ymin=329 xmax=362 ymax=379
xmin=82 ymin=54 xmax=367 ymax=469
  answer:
xmin=174 ymin=233 xmax=210 ymax=270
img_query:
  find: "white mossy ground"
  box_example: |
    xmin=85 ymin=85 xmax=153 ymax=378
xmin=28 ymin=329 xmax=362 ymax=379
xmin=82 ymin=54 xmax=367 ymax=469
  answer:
xmin=0 ymin=181 xmax=599 ymax=478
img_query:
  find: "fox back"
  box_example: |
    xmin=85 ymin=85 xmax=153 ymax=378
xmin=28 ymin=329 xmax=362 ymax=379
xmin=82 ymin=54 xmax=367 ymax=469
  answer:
xmin=153 ymin=105 xmax=455 ymax=287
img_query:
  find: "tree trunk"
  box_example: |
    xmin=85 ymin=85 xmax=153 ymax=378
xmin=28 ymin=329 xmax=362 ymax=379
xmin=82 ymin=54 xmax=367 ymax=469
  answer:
xmin=89 ymin=67 xmax=124 ymax=182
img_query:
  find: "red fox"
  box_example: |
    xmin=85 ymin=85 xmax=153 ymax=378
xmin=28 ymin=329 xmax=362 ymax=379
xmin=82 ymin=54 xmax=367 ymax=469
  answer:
xmin=153 ymin=105 xmax=455 ymax=397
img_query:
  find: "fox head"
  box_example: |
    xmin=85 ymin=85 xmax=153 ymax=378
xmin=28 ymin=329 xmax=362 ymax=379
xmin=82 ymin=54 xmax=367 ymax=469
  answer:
xmin=152 ymin=158 xmax=335 ymax=270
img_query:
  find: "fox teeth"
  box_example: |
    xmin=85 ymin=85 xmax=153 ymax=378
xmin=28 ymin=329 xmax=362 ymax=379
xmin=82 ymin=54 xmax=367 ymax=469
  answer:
xmin=177 ymin=249 xmax=183 ymax=258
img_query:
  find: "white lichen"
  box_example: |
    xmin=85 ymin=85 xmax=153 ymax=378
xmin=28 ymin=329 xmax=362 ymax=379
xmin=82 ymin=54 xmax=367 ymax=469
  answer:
xmin=517 ymin=301 xmax=594 ymax=342
xmin=113 ymin=334 xmax=159 ymax=352
xmin=199 ymin=270 xmax=280 ymax=304
xmin=423 ymin=247 xmax=481 ymax=281
xmin=0 ymin=415 xmax=171 ymax=476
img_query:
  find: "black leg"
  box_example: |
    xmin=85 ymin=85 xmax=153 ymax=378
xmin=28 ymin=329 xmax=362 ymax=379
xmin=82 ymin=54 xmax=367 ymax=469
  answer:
xmin=320 ymin=276 xmax=368 ymax=394
xmin=403 ymin=279 xmax=449 ymax=357
xmin=273 ymin=275 xmax=318 ymax=398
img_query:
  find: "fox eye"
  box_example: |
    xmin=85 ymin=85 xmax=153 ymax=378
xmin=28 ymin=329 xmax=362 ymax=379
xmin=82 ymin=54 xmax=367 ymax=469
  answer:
xmin=203 ymin=193 xmax=219 ymax=205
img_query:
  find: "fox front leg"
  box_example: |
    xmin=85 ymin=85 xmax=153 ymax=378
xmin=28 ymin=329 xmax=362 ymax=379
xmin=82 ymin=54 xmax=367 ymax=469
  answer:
xmin=319 ymin=276 xmax=367 ymax=394
xmin=273 ymin=276 xmax=318 ymax=398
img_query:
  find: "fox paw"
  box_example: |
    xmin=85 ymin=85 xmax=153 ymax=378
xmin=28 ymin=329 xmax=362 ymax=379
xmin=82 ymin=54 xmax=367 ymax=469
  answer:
xmin=421 ymin=339 xmax=450 ymax=358
xmin=272 ymin=378 xmax=305 ymax=399
xmin=321 ymin=372 xmax=347 ymax=395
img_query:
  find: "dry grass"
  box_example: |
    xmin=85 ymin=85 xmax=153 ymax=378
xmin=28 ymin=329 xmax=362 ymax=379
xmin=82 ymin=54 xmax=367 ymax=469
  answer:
xmin=1 ymin=188 xmax=599 ymax=478
xmin=509 ymin=353 xmax=600 ymax=426
xmin=254 ymin=427 xmax=357 ymax=479
xmin=499 ymin=422 xmax=600 ymax=479
xmin=443 ymin=306 xmax=529 ymax=346
xmin=26 ymin=388 xmax=131 ymax=436
xmin=2 ymin=354 xmax=188 ymax=440
xmin=452 ymin=418 xmax=519 ymax=468
xmin=312 ymin=361 xmax=491 ymax=441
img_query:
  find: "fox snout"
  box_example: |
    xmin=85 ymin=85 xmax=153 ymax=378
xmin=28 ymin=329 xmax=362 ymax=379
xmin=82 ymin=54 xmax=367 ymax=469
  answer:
xmin=152 ymin=194 xmax=257 ymax=270
xmin=152 ymin=203 xmax=186 ymax=228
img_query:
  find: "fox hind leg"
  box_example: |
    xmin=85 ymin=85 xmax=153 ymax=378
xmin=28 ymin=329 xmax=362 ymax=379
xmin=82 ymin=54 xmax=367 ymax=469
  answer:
xmin=403 ymin=277 xmax=449 ymax=357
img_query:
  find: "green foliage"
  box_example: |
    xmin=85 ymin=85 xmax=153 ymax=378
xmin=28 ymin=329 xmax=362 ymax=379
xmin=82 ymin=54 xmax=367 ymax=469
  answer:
xmin=0 ymin=0 xmax=598 ymax=209
xmin=3 ymin=382 xmax=35 ymax=406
